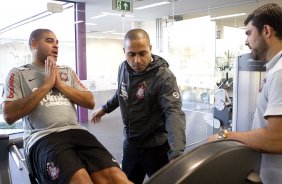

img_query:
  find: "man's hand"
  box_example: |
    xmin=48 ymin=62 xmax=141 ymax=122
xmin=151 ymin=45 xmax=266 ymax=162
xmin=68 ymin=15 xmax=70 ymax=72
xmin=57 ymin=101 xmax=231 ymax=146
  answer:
xmin=54 ymin=66 xmax=64 ymax=90
xmin=208 ymin=134 xmax=218 ymax=142
xmin=91 ymin=108 xmax=106 ymax=123
xmin=44 ymin=56 xmax=57 ymax=89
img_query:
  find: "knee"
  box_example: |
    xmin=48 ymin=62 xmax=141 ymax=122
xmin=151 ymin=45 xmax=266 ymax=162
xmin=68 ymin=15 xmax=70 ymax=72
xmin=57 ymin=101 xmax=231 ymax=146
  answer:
xmin=91 ymin=167 xmax=132 ymax=184
xmin=69 ymin=168 xmax=93 ymax=184
xmin=101 ymin=167 xmax=125 ymax=179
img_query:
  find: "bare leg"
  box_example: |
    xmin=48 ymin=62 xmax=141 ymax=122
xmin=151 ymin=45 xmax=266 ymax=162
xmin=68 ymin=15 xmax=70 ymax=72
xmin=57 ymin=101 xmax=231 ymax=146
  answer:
xmin=68 ymin=168 xmax=93 ymax=184
xmin=90 ymin=167 xmax=134 ymax=184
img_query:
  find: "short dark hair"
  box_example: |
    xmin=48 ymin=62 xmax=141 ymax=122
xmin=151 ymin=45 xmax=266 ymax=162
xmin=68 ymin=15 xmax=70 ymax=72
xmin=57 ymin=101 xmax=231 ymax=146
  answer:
xmin=124 ymin=29 xmax=150 ymax=43
xmin=28 ymin=28 xmax=52 ymax=48
xmin=244 ymin=3 xmax=282 ymax=39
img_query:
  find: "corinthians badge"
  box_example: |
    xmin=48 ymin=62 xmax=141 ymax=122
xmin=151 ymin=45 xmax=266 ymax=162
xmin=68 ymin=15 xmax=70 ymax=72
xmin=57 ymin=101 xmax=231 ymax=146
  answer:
xmin=136 ymin=82 xmax=147 ymax=99
xmin=59 ymin=72 xmax=69 ymax=82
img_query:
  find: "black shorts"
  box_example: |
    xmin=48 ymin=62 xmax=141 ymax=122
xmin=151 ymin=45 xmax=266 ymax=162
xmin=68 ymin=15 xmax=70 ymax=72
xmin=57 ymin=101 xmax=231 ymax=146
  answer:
xmin=28 ymin=129 xmax=119 ymax=184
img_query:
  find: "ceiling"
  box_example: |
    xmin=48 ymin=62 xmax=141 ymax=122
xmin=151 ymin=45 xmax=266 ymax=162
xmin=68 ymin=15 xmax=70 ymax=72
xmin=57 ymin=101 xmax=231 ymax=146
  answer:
xmin=0 ymin=0 xmax=281 ymax=41
xmin=80 ymin=0 xmax=257 ymax=39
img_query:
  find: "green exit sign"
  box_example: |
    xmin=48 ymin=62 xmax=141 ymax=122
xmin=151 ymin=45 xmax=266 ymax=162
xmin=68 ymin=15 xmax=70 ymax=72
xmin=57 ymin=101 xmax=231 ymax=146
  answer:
xmin=112 ymin=0 xmax=132 ymax=12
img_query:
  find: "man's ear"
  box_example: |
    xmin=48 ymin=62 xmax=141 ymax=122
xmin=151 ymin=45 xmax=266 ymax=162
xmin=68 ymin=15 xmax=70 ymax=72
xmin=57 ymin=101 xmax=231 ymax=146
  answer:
xmin=263 ymin=25 xmax=273 ymax=38
xmin=31 ymin=40 xmax=37 ymax=50
xmin=150 ymin=45 xmax=152 ymax=51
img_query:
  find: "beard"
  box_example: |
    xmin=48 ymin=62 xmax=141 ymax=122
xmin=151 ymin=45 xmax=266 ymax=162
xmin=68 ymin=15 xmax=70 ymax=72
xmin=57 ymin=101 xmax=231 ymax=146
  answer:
xmin=251 ymin=36 xmax=268 ymax=62
xmin=251 ymin=52 xmax=259 ymax=60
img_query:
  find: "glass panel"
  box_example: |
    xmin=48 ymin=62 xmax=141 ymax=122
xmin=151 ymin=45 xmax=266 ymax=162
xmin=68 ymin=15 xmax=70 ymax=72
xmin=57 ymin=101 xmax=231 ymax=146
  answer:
xmin=0 ymin=1 xmax=75 ymax=134
xmin=86 ymin=9 xmax=133 ymax=91
xmin=161 ymin=16 xmax=216 ymax=148
xmin=0 ymin=0 xmax=273 ymax=171
xmin=84 ymin=0 xmax=282 ymax=153
xmin=85 ymin=0 xmax=216 ymax=152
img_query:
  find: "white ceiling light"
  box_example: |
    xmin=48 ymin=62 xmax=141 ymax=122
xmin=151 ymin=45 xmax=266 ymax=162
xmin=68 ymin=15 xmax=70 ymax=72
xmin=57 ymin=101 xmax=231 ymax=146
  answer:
xmin=111 ymin=32 xmax=124 ymax=35
xmin=210 ymin=13 xmax=247 ymax=20
xmin=85 ymin=23 xmax=97 ymax=26
xmin=74 ymin=20 xmax=83 ymax=24
xmin=134 ymin=1 xmax=170 ymax=10
xmin=101 ymin=12 xmax=134 ymax=18
xmin=88 ymin=36 xmax=106 ymax=39
xmin=91 ymin=12 xmax=134 ymax=20
xmin=90 ymin=14 xmax=108 ymax=19
xmin=102 ymin=30 xmax=116 ymax=34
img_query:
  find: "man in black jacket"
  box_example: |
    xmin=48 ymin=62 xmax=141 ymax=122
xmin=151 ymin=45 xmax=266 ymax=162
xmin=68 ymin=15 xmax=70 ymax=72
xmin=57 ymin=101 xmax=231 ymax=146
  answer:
xmin=91 ymin=28 xmax=186 ymax=184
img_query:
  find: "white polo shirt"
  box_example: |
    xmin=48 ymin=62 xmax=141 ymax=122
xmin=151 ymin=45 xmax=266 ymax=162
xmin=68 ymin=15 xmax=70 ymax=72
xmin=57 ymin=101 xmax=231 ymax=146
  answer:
xmin=252 ymin=50 xmax=282 ymax=184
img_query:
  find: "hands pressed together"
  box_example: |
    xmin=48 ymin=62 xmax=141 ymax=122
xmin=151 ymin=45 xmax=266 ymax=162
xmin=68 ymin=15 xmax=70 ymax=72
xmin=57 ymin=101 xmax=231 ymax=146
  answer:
xmin=43 ymin=55 xmax=107 ymax=125
xmin=44 ymin=56 xmax=63 ymax=90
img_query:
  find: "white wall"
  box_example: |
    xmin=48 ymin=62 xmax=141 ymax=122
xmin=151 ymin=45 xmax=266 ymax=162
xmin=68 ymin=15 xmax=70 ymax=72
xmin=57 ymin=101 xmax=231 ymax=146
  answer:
xmin=86 ymin=38 xmax=124 ymax=91
xmin=85 ymin=21 xmax=159 ymax=91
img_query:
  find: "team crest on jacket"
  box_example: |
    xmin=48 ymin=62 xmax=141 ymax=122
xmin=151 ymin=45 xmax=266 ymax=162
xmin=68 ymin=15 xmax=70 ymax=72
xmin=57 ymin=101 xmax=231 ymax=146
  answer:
xmin=173 ymin=91 xmax=180 ymax=99
xmin=136 ymin=82 xmax=147 ymax=99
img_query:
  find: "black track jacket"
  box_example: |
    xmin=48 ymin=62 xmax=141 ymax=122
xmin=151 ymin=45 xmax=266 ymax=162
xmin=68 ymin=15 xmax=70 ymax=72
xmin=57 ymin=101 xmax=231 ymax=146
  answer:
xmin=102 ymin=54 xmax=186 ymax=160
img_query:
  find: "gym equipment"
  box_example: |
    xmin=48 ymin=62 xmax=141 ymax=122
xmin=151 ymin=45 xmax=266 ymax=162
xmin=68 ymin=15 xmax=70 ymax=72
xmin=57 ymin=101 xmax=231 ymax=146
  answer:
xmin=0 ymin=134 xmax=37 ymax=184
xmin=233 ymin=53 xmax=266 ymax=131
xmin=146 ymin=140 xmax=262 ymax=184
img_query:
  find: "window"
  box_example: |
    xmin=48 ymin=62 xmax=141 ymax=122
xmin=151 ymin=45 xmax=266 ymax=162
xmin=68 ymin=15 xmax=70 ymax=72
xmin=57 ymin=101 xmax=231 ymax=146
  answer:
xmin=0 ymin=0 xmax=75 ymax=133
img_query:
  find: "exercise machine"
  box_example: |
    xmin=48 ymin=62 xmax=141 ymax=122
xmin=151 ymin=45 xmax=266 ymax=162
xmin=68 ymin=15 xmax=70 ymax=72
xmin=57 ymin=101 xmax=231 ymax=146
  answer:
xmin=232 ymin=53 xmax=265 ymax=131
xmin=0 ymin=134 xmax=37 ymax=184
xmin=146 ymin=140 xmax=262 ymax=184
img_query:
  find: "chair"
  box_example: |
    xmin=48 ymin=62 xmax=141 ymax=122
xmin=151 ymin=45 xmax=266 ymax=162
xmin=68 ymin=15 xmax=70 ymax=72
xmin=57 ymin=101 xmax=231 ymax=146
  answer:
xmin=0 ymin=134 xmax=38 ymax=184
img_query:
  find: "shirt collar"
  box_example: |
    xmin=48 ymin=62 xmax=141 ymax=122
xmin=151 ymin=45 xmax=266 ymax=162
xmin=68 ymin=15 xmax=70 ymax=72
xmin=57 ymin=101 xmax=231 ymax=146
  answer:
xmin=265 ymin=50 xmax=282 ymax=71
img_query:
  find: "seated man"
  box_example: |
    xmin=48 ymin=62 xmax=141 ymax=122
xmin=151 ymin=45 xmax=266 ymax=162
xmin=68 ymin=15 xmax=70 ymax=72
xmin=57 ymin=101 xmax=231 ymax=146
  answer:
xmin=2 ymin=28 xmax=133 ymax=184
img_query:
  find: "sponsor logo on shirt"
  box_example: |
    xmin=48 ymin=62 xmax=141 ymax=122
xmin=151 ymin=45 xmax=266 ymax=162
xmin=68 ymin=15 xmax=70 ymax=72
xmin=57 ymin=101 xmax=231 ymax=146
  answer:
xmin=73 ymin=71 xmax=87 ymax=90
xmin=33 ymin=88 xmax=71 ymax=107
xmin=28 ymin=78 xmax=36 ymax=82
xmin=112 ymin=158 xmax=118 ymax=163
xmin=7 ymin=73 xmax=15 ymax=98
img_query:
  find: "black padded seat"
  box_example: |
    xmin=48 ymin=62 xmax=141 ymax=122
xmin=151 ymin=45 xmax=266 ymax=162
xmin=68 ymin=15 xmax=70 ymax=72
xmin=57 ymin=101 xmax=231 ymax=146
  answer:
xmin=146 ymin=140 xmax=262 ymax=184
